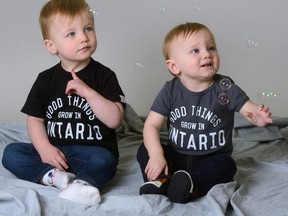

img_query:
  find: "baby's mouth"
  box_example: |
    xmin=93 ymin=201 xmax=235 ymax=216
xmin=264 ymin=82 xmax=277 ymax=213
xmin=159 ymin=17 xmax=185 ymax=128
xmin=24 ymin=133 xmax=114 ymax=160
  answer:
xmin=77 ymin=46 xmax=91 ymax=54
xmin=80 ymin=46 xmax=89 ymax=51
xmin=201 ymin=63 xmax=215 ymax=74
xmin=201 ymin=62 xmax=213 ymax=67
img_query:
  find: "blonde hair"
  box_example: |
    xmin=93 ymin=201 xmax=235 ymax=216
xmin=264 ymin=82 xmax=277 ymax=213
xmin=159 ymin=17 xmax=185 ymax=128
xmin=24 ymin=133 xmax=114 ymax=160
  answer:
xmin=39 ymin=0 xmax=93 ymax=39
xmin=162 ymin=22 xmax=214 ymax=60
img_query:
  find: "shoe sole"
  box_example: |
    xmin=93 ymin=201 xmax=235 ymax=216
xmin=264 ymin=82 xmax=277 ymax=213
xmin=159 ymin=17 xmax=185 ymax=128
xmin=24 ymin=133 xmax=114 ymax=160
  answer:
xmin=167 ymin=170 xmax=193 ymax=203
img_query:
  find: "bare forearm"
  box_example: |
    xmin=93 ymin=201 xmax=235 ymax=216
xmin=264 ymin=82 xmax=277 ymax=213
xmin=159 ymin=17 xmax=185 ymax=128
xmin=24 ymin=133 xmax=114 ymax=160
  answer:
xmin=27 ymin=116 xmax=52 ymax=152
xmin=142 ymin=111 xmax=168 ymax=179
xmin=85 ymin=90 xmax=124 ymax=129
xmin=143 ymin=125 xmax=164 ymax=158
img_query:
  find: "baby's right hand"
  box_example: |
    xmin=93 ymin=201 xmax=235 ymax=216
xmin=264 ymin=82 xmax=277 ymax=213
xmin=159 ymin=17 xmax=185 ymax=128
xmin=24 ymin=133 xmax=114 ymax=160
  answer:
xmin=39 ymin=145 xmax=68 ymax=171
xmin=144 ymin=155 xmax=168 ymax=181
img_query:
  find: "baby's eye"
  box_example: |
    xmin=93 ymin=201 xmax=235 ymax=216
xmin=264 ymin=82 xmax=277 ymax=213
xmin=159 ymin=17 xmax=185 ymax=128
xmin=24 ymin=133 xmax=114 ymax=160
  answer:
xmin=208 ymin=46 xmax=217 ymax=52
xmin=85 ymin=26 xmax=94 ymax=32
xmin=191 ymin=49 xmax=199 ymax=54
xmin=66 ymin=32 xmax=76 ymax=37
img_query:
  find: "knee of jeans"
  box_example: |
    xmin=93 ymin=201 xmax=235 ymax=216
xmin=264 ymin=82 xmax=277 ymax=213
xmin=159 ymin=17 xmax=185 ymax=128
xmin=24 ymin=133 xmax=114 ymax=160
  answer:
xmin=2 ymin=143 xmax=18 ymax=168
xmin=89 ymin=153 xmax=117 ymax=170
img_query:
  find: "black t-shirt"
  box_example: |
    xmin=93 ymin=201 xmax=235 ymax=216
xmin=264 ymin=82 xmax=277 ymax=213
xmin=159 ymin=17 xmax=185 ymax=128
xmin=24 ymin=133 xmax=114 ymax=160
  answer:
xmin=151 ymin=74 xmax=249 ymax=156
xmin=22 ymin=58 xmax=126 ymax=158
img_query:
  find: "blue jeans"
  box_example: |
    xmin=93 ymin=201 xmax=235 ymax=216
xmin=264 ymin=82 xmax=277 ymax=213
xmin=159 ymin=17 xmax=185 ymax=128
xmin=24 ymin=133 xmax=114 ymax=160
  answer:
xmin=137 ymin=143 xmax=237 ymax=199
xmin=2 ymin=142 xmax=118 ymax=189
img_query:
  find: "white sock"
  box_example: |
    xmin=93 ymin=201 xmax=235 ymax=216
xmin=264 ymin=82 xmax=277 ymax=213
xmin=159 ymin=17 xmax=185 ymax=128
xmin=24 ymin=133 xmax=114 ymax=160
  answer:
xmin=42 ymin=168 xmax=75 ymax=190
xmin=58 ymin=180 xmax=101 ymax=206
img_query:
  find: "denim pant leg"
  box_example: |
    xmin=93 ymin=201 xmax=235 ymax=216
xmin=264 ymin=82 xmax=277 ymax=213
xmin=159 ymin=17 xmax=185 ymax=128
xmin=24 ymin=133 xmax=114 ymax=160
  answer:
xmin=2 ymin=143 xmax=118 ymax=190
xmin=2 ymin=142 xmax=54 ymax=183
xmin=136 ymin=143 xmax=149 ymax=181
xmin=136 ymin=143 xmax=174 ymax=182
xmin=188 ymin=154 xmax=237 ymax=198
xmin=137 ymin=143 xmax=236 ymax=199
xmin=63 ymin=145 xmax=118 ymax=189
xmin=174 ymin=152 xmax=237 ymax=199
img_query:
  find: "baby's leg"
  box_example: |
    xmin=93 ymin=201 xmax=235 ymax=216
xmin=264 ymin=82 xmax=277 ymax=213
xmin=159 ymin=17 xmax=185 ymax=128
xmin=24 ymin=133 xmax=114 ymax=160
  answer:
xmin=58 ymin=180 xmax=101 ymax=206
xmin=41 ymin=168 xmax=75 ymax=190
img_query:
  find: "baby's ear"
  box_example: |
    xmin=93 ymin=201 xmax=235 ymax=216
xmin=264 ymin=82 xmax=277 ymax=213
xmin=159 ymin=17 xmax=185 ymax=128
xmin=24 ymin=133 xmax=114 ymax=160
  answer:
xmin=44 ymin=39 xmax=57 ymax=55
xmin=166 ymin=59 xmax=180 ymax=76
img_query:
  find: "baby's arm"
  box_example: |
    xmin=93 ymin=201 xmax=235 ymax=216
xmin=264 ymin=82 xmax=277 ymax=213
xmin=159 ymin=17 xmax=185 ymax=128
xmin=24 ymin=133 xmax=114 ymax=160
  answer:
xmin=143 ymin=111 xmax=168 ymax=181
xmin=27 ymin=116 xmax=68 ymax=171
xmin=239 ymin=100 xmax=272 ymax=127
xmin=65 ymin=70 xmax=124 ymax=129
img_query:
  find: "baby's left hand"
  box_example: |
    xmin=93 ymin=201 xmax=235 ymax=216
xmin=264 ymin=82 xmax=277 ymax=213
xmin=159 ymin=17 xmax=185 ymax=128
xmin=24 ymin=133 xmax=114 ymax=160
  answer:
xmin=245 ymin=104 xmax=272 ymax=127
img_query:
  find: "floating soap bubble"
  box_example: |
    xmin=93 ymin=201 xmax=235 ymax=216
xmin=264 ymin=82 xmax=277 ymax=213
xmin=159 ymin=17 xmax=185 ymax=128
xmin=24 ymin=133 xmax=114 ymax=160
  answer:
xmin=89 ymin=9 xmax=95 ymax=13
xmin=193 ymin=0 xmax=201 ymax=12
xmin=218 ymin=93 xmax=230 ymax=105
xmin=88 ymin=8 xmax=100 ymax=16
xmin=258 ymin=90 xmax=280 ymax=101
xmin=218 ymin=78 xmax=232 ymax=105
xmin=134 ymin=62 xmax=145 ymax=70
xmin=193 ymin=1 xmax=201 ymax=12
xmin=245 ymin=36 xmax=258 ymax=48
xmin=159 ymin=6 xmax=167 ymax=13
xmin=219 ymin=78 xmax=232 ymax=90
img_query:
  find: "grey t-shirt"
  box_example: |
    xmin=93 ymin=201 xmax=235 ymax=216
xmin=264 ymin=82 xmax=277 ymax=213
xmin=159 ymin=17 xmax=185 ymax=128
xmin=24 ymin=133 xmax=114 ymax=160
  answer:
xmin=151 ymin=74 xmax=249 ymax=156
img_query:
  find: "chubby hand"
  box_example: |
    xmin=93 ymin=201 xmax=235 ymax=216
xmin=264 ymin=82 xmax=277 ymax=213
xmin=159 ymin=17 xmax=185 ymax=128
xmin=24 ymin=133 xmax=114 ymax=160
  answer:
xmin=65 ymin=69 xmax=91 ymax=98
xmin=39 ymin=145 xmax=68 ymax=171
xmin=245 ymin=104 xmax=272 ymax=127
xmin=144 ymin=155 xmax=168 ymax=181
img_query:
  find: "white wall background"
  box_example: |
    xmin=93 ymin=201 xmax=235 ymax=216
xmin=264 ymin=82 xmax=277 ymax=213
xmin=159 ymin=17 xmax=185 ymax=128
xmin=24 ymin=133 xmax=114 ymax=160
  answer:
xmin=0 ymin=0 xmax=287 ymax=123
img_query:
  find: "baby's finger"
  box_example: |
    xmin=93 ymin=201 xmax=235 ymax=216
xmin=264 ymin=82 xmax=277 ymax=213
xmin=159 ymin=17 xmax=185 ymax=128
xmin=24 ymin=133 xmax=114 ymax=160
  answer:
xmin=59 ymin=151 xmax=67 ymax=162
xmin=57 ymin=157 xmax=68 ymax=170
xmin=65 ymin=86 xmax=74 ymax=96
xmin=258 ymin=104 xmax=264 ymax=111
xmin=164 ymin=166 xmax=169 ymax=176
xmin=70 ymin=69 xmax=78 ymax=80
xmin=263 ymin=106 xmax=270 ymax=113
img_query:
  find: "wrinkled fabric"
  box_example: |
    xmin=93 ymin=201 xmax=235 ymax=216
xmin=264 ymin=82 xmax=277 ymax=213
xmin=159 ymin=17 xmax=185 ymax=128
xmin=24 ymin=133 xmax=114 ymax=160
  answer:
xmin=1 ymin=104 xmax=288 ymax=216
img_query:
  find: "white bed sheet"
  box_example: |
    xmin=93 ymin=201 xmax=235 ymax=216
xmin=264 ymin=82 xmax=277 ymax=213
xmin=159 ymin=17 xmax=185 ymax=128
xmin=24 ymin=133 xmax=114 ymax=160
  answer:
xmin=1 ymin=104 xmax=288 ymax=216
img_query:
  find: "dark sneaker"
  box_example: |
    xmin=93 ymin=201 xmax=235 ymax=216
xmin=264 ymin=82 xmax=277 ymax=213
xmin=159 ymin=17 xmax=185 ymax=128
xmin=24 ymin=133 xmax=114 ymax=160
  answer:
xmin=139 ymin=177 xmax=169 ymax=195
xmin=167 ymin=170 xmax=193 ymax=203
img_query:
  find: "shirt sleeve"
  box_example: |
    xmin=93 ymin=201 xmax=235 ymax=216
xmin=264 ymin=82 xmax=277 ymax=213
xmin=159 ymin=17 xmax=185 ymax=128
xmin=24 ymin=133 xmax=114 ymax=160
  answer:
xmin=150 ymin=81 xmax=173 ymax=116
xmin=102 ymin=71 xmax=126 ymax=106
xmin=21 ymin=73 xmax=48 ymax=118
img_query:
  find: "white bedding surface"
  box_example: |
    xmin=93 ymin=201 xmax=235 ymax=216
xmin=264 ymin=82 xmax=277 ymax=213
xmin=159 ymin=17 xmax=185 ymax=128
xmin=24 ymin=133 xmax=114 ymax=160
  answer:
xmin=1 ymin=104 xmax=288 ymax=216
